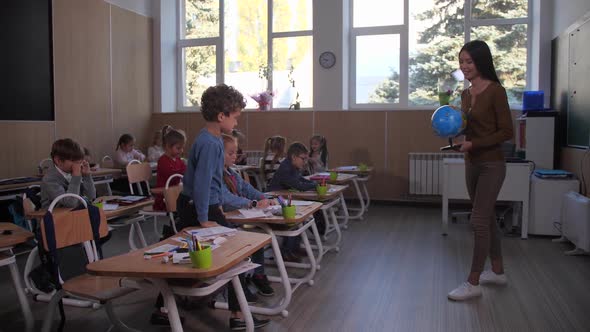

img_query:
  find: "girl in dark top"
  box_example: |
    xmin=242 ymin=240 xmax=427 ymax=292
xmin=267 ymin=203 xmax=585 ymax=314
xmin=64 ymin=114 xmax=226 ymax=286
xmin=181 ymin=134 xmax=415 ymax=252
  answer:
xmin=448 ymin=40 xmax=514 ymax=301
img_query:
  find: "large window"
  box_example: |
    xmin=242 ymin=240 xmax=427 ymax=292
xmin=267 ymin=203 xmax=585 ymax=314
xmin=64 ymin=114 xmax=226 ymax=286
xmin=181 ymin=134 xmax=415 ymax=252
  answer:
xmin=178 ymin=0 xmax=313 ymax=111
xmin=351 ymin=0 xmax=530 ymax=109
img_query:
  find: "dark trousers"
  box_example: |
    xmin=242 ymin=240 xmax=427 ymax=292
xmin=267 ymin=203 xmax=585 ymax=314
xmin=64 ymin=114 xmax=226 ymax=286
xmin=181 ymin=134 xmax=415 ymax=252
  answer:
xmin=465 ymin=160 xmax=506 ymax=273
xmin=282 ymin=211 xmax=325 ymax=253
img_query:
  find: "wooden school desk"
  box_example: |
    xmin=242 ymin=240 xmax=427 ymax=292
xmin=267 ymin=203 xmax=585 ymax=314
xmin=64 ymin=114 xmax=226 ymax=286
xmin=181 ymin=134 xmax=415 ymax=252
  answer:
xmin=306 ymin=173 xmax=358 ymax=227
xmin=87 ymin=229 xmax=271 ymax=332
xmin=329 ymin=166 xmax=374 ymax=219
xmin=224 ymin=202 xmax=323 ymax=317
xmin=267 ymin=185 xmax=348 ymax=251
xmin=0 ymin=223 xmax=34 ymax=332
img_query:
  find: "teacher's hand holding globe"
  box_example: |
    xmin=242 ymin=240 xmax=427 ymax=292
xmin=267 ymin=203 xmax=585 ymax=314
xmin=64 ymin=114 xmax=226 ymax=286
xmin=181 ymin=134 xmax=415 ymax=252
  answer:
xmin=431 ymin=105 xmax=467 ymax=151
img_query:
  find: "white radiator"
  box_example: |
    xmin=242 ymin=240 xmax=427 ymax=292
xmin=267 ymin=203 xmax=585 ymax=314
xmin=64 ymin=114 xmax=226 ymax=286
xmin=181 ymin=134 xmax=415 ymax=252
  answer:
xmin=409 ymin=152 xmax=463 ymax=195
xmin=561 ymin=191 xmax=590 ymax=253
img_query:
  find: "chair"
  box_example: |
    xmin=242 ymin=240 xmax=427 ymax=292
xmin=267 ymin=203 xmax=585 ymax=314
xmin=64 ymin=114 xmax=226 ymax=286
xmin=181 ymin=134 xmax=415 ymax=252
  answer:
xmin=163 ymin=174 xmax=183 ymax=234
xmin=39 ymin=193 xmax=138 ymax=332
xmin=126 ymin=161 xmax=166 ymax=238
xmin=101 ymin=155 xmax=114 ymax=169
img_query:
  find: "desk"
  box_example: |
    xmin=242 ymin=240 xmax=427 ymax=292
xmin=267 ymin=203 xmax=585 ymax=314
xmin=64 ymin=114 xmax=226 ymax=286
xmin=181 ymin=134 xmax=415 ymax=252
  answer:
xmin=329 ymin=166 xmax=374 ymax=219
xmin=442 ymin=159 xmax=532 ymax=238
xmin=0 ymin=223 xmax=34 ymax=332
xmin=224 ymin=202 xmax=322 ymax=317
xmin=268 ymin=185 xmax=347 ymax=252
xmin=88 ymin=229 xmax=271 ymax=332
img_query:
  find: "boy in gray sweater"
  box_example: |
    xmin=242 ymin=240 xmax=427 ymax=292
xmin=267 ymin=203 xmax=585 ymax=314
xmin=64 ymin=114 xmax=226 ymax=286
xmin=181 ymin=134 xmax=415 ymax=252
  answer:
xmin=41 ymin=138 xmax=96 ymax=208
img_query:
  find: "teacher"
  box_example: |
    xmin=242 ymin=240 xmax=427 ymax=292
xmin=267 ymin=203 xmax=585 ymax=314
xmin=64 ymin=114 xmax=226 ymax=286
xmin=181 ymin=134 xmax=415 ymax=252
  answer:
xmin=448 ymin=40 xmax=514 ymax=301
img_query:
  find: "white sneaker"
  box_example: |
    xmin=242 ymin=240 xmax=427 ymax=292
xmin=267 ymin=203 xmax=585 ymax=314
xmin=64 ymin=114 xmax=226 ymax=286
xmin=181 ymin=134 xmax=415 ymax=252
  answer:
xmin=479 ymin=270 xmax=508 ymax=285
xmin=448 ymin=282 xmax=482 ymax=301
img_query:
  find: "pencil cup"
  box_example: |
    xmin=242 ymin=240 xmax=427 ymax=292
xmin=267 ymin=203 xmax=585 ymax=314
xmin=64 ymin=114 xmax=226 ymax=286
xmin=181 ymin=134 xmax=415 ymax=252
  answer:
xmin=189 ymin=246 xmax=212 ymax=269
xmin=282 ymin=206 xmax=296 ymax=219
xmin=358 ymin=163 xmax=368 ymax=172
xmin=329 ymin=172 xmax=338 ymax=181
xmin=92 ymin=202 xmax=104 ymax=210
xmin=316 ymin=185 xmax=328 ymax=196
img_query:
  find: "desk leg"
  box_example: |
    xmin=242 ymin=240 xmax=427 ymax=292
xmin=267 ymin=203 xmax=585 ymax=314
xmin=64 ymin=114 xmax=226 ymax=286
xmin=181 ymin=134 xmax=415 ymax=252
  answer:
xmin=232 ymin=276 xmax=254 ymax=332
xmin=442 ymin=196 xmax=449 ymax=236
xmin=336 ymin=193 xmax=350 ymax=229
xmin=346 ymin=179 xmax=366 ymax=220
xmin=8 ymin=255 xmax=34 ymax=332
xmin=521 ymin=199 xmax=529 ymax=239
xmin=152 ymin=279 xmax=183 ymax=332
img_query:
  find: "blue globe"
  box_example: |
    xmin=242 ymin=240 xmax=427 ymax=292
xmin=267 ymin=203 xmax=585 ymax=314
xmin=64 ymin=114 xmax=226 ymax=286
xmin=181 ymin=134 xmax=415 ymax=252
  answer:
xmin=431 ymin=105 xmax=466 ymax=138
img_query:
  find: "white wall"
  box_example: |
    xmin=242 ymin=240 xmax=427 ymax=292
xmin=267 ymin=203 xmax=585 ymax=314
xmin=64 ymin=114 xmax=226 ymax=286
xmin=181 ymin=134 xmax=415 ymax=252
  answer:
xmin=552 ymin=0 xmax=590 ymax=38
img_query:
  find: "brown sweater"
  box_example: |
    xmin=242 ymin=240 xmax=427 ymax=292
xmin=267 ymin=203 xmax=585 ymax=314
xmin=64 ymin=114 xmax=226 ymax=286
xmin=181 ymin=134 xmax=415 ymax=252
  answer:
xmin=461 ymin=82 xmax=514 ymax=163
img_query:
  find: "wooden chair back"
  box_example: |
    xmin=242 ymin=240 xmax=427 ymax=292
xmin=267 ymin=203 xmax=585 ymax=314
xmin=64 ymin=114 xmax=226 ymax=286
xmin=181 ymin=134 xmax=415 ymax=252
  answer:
xmin=164 ymin=185 xmax=182 ymax=213
xmin=126 ymin=162 xmax=152 ymax=195
xmin=101 ymin=155 xmax=114 ymax=168
xmin=40 ymin=194 xmax=108 ymax=252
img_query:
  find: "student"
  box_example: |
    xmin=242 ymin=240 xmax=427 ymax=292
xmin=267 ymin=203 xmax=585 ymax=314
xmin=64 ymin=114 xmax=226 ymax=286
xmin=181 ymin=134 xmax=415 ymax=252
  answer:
xmin=306 ymin=135 xmax=328 ymax=175
xmin=153 ymin=125 xmax=186 ymax=211
xmin=232 ymin=129 xmax=248 ymax=165
xmin=114 ymin=134 xmax=145 ymax=167
xmin=41 ymin=138 xmax=96 ymax=208
xmin=267 ymin=142 xmax=326 ymax=262
xmin=447 ymin=40 xmax=513 ymax=301
xmin=262 ymin=135 xmax=286 ymax=185
xmin=147 ymin=129 xmax=165 ymax=162
xmin=176 ymin=84 xmax=269 ymax=330
xmin=221 ymin=134 xmax=275 ymax=296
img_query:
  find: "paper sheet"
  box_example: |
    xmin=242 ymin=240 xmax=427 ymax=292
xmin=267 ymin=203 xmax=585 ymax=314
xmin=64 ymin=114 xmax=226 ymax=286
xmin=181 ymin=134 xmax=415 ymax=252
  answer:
xmin=289 ymin=200 xmax=314 ymax=206
xmin=103 ymin=203 xmax=119 ymax=211
xmin=337 ymin=166 xmax=357 ymax=171
xmin=239 ymin=208 xmax=267 ymax=218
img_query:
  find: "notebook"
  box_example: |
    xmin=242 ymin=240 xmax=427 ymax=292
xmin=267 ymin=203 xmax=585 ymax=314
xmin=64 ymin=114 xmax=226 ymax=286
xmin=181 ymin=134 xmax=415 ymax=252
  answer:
xmin=533 ymin=169 xmax=572 ymax=178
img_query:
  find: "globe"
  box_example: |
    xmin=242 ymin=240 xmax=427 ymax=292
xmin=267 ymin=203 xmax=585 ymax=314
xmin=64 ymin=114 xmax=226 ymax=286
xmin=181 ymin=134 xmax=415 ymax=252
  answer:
xmin=431 ymin=105 xmax=466 ymax=138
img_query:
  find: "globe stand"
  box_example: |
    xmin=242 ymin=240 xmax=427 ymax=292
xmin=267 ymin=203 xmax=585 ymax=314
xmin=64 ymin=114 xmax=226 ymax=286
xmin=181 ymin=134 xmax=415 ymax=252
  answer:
xmin=440 ymin=138 xmax=462 ymax=151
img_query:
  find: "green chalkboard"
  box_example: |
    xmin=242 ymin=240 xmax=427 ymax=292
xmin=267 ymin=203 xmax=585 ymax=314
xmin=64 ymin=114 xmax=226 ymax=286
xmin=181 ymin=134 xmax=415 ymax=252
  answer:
xmin=568 ymin=19 xmax=590 ymax=147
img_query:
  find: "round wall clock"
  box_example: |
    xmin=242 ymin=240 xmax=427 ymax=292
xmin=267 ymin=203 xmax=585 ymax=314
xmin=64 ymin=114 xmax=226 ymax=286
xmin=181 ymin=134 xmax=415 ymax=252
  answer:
xmin=319 ymin=51 xmax=336 ymax=69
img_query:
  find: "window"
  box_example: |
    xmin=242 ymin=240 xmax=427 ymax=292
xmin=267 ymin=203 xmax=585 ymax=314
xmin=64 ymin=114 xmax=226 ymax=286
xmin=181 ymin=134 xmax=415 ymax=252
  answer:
xmin=178 ymin=0 xmax=313 ymax=111
xmin=351 ymin=0 xmax=530 ymax=108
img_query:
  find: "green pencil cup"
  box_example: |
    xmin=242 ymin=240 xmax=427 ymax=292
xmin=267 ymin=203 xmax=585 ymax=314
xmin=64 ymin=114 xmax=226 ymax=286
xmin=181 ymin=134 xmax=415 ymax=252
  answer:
xmin=189 ymin=246 xmax=212 ymax=269
xmin=329 ymin=172 xmax=338 ymax=181
xmin=316 ymin=185 xmax=328 ymax=196
xmin=282 ymin=205 xmax=296 ymax=219
xmin=358 ymin=163 xmax=368 ymax=172
xmin=93 ymin=202 xmax=104 ymax=210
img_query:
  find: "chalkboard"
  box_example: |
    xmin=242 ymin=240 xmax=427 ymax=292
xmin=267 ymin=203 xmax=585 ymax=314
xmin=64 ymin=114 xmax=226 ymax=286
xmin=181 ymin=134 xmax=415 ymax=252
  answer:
xmin=0 ymin=0 xmax=54 ymax=121
xmin=568 ymin=19 xmax=590 ymax=147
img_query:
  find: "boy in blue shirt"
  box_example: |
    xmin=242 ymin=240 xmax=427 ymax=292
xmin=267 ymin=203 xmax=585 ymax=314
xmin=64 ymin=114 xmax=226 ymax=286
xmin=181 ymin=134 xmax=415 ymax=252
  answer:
xmin=176 ymin=84 xmax=269 ymax=330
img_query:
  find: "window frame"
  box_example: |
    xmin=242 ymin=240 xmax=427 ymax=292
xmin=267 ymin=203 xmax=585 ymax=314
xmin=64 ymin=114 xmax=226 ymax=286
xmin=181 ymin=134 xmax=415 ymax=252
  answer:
xmin=176 ymin=0 xmax=313 ymax=112
xmin=348 ymin=0 xmax=532 ymax=110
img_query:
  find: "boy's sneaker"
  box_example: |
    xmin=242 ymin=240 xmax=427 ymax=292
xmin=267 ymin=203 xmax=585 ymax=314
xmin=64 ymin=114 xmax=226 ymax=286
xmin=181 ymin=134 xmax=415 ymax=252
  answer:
xmin=479 ymin=270 xmax=508 ymax=285
xmin=447 ymin=282 xmax=482 ymax=301
xmin=251 ymin=274 xmax=275 ymax=297
xmin=230 ymin=316 xmax=271 ymax=331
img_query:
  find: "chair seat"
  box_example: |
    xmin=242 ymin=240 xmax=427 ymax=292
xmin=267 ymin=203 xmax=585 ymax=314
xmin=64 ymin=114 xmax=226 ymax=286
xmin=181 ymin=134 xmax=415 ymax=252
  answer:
xmin=63 ymin=274 xmax=135 ymax=303
xmin=139 ymin=206 xmax=167 ymax=216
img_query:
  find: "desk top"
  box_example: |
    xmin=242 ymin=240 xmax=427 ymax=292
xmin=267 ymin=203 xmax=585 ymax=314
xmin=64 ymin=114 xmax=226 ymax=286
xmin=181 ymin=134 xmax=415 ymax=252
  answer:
xmin=87 ymin=229 xmax=270 ymax=279
xmin=443 ymin=158 xmax=533 ymax=168
xmin=0 ymin=223 xmax=34 ymax=248
xmin=267 ymin=184 xmax=347 ymax=202
xmin=329 ymin=166 xmax=374 ymax=175
xmin=306 ymin=173 xmax=357 ymax=185
xmin=27 ymin=196 xmax=154 ymax=221
xmin=225 ymin=202 xmax=322 ymax=225
xmin=91 ymin=168 xmax=123 ymax=178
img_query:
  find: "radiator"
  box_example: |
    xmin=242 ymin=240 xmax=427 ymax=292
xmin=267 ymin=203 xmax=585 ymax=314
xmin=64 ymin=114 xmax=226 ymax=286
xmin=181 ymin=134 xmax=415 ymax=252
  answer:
xmin=561 ymin=191 xmax=590 ymax=253
xmin=408 ymin=152 xmax=463 ymax=195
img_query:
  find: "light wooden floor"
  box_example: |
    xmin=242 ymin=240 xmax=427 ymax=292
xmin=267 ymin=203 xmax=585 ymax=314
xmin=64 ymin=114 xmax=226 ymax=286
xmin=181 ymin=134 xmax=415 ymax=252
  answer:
xmin=1 ymin=204 xmax=589 ymax=331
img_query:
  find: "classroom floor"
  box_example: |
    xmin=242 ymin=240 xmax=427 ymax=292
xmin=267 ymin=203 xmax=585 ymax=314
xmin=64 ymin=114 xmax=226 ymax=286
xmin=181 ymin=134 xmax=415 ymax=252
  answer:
xmin=1 ymin=204 xmax=590 ymax=332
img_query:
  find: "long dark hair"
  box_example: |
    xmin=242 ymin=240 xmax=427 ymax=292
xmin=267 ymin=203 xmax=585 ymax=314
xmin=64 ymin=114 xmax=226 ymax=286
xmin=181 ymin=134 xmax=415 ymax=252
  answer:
xmin=116 ymin=134 xmax=134 ymax=150
xmin=460 ymin=40 xmax=501 ymax=84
